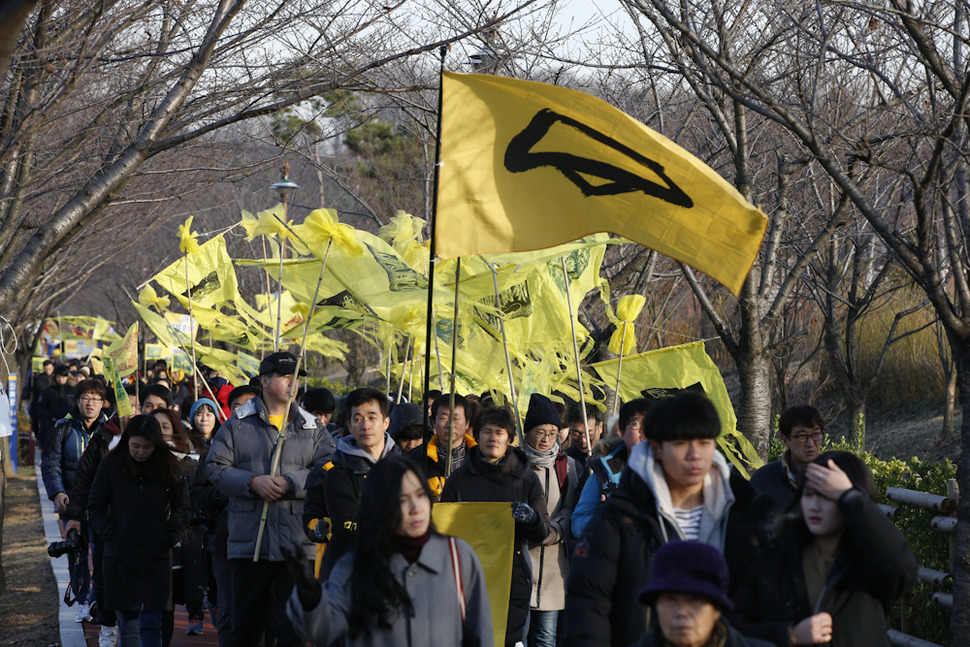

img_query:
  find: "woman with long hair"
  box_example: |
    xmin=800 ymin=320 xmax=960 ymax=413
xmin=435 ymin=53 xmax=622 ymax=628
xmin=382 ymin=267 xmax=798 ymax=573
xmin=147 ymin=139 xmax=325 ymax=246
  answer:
xmin=88 ymin=415 xmax=190 ymax=647
xmin=152 ymin=407 xmax=193 ymax=454
xmin=732 ymin=451 xmax=918 ymax=646
xmin=287 ymin=455 xmax=493 ymax=646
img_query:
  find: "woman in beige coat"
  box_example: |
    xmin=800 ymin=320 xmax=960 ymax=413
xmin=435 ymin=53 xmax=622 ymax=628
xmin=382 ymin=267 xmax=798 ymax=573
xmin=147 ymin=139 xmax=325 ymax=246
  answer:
xmin=522 ymin=394 xmax=582 ymax=647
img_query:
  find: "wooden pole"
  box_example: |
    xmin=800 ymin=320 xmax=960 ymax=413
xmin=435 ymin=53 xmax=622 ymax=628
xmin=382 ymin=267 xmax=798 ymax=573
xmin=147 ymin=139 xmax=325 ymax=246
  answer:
xmin=561 ymin=257 xmax=592 ymax=456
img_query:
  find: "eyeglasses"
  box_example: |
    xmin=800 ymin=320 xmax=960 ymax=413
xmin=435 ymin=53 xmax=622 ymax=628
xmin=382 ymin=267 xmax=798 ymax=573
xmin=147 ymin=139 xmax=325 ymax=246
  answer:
xmin=791 ymin=429 xmax=824 ymax=444
xmin=78 ymin=395 xmax=103 ymax=403
xmin=627 ymin=418 xmax=645 ymax=430
xmin=530 ymin=431 xmax=559 ymax=441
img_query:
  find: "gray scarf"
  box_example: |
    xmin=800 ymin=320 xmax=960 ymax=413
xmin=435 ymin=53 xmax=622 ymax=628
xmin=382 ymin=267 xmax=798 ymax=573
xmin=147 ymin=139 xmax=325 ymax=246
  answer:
xmin=525 ymin=441 xmax=558 ymax=469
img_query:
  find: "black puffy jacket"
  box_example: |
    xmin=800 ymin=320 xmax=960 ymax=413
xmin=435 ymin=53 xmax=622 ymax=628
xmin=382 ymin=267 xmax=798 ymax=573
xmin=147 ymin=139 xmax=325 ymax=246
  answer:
xmin=440 ymin=446 xmax=550 ymax=646
xmin=731 ymin=488 xmax=918 ymax=647
xmin=564 ymin=457 xmax=771 ymax=647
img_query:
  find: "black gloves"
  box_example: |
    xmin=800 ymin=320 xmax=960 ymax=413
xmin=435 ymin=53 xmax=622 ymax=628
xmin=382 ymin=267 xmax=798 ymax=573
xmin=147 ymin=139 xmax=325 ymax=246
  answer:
xmin=511 ymin=501 xmax=538 ymax=525
xmin=307 ymin=517 xmax=331 ymax=543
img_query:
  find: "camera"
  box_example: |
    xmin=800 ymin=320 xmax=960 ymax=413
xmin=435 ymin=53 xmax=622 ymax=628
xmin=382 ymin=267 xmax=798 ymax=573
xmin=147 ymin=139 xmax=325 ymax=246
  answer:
xmin=48 ymin=528 xmax=82 ymax=558
xmin=601 ymin=480 xmax=618 ymax=497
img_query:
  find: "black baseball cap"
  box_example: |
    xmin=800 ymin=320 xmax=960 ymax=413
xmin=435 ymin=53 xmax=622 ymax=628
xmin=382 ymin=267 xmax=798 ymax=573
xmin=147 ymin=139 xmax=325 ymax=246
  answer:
xmin=258 ymin=351 xmax=307 ymax=377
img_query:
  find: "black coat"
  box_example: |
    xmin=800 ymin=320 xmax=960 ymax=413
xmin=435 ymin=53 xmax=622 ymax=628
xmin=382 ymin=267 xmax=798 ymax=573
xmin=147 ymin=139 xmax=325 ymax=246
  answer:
xmin=731 ymin=489 xmax=918 ymax=647
xmin=319 ymin=442 xmax=401 ymax=578
xmin=564 ymin=463 xmax=771 ymax=647
xmin=88 ymin=453 xmax=190 ymax=612
xmin=440 ymin=446 xmax=550 ymax=646
xmin=749 ymin=455 xmax=799 ymax=515
xmin=189 ymin=445 xmax=229 ymax=557
xmin=36 ymin=382 xmax=75 ymax=443
xmin=65 ymin=416 xmax=119 ymax=525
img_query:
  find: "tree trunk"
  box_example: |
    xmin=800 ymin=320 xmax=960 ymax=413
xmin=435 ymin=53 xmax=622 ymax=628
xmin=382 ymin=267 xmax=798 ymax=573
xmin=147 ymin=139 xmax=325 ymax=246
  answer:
xmin=847 ymin=399 xmax=866 ymax=447
xmin=734 ymin=329 xmax=772 ymax=459
xmin=945 ymin=360 xmax=957 ymax=436
xmin=950 ymin=335 xmax=970 ymax=644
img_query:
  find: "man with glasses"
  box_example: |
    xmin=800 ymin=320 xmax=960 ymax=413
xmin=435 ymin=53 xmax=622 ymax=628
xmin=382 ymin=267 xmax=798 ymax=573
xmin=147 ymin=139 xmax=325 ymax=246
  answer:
xmin=42 ymin=379 xmax=108 ymax=624
xmin=751 ymin=405 xmax=826 ymax=512
xmin=564 ymin=403 xmax=604 ymax=463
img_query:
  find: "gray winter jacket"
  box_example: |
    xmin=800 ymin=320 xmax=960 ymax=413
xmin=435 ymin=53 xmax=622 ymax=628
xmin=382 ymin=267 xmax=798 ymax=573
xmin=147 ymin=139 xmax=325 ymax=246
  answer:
xmin=206 ymin=397 xmax=336 ymax=561
xmin=287 ymin=533 xmax=493 ymax=647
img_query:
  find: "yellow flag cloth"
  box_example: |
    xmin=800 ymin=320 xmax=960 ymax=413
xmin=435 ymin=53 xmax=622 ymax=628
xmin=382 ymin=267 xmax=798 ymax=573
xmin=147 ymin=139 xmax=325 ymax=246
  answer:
xmin=437 ymin=72 xmax=767 ymax=295
xmin=102 ymin=357 xmax=133 ymax=417
xmin=591 ymin=341 xmax=762 ymax=470
xmin=433 ymin=502 xmax=513 ymax=647
xmin=153 ymin=234 xmax=240 ymax=309
xmin=104 ymin=322 xmax=138 ymax=377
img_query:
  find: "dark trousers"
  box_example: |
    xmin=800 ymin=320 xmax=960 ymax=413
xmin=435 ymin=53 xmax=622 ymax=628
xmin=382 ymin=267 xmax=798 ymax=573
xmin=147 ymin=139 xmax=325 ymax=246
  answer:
xmin=90 ymin=538 xmax=116 ymax=627
xmin=229 ymin=559 xmax=300 ymax=647
xmin=211 ymin=553 xmax=233 ymax=647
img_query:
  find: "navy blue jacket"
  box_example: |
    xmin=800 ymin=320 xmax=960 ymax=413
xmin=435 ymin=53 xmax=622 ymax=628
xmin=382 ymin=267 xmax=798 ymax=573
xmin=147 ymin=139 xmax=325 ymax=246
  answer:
xmin=42 ymin=411 xmax=106 ymax=502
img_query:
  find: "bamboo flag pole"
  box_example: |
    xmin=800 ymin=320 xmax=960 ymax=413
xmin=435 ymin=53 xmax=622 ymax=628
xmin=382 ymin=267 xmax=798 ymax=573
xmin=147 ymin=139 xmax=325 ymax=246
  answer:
xmin=396 ymin=336 xmax=412 ymax=404
xmin=184 ymin=256 xmax=199 ymax=401
xmin=432 ymin=307 xmax=445 ymax=391
xmin=561 ymin=257 xmax=592 ymax=456
xmin=484 ymin=259 xmax=523 ymax=446
xmin=444 ymin=258 xmax=461 ymax=478
xmin=253 ymin=238 xmax=333 ymax=561
xmin=611 ymin=322 xmax=628 ymax=418
xmin=273 ymin=238 xmax=287 ymax=351
xmin=408 ymin=344 xmax=416 ymax=402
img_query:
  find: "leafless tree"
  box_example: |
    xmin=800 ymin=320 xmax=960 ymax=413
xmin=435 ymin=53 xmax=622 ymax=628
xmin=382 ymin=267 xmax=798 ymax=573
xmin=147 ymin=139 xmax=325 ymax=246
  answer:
xmin=622 ymin=0 xmax=970 ymax=639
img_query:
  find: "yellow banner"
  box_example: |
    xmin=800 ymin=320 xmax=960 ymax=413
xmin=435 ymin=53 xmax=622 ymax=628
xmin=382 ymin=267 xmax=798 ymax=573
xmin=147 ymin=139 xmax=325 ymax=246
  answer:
xmin=102 ymin=357 xmax=133 ymax=417
xmin=104 ymin=322 xmax=138 ymax=377
xmin=432 ymin=502 xmax=513 ymax=647
xmin=436 ymin=72 xmax=767 ymax=295
xmin=591 ymin=341 xmax=761 ymax=470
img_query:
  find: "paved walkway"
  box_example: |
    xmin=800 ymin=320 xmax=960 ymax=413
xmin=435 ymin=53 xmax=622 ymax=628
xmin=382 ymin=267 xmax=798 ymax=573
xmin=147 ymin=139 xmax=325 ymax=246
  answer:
xmin=37 ymin=453 xmax=218 ymax=647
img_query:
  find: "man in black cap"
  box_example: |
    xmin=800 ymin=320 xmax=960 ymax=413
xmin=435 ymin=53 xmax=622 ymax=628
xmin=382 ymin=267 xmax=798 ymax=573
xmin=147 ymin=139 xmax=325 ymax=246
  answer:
xmin=206 ymin=351 xmax=336 ymax=647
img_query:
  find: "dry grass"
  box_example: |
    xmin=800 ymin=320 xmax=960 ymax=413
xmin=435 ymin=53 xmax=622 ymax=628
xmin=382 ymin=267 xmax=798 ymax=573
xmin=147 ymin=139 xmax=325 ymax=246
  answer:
xmin=0 ymin=465 xmax=59 ymax=645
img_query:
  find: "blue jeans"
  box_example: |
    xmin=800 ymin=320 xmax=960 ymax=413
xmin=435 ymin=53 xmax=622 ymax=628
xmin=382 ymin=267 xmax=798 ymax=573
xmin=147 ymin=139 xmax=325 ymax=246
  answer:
xmin=527 ymin=609 xmax=559 ymax=647
xmin=118 ymin=610 xmax=163 ymax=647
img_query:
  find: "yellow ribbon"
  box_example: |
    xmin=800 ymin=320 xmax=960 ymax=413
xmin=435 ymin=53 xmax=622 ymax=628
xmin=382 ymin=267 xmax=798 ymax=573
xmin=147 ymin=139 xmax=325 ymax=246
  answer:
xmin=299 ymin=208 xmax=363 ymax=258
xmin=240 ymin=207 xmax=294 ymax=242
xmin=608 ymin=294 xmax=645 ymax=355
xmin=138 ymin=284 xmax=171 ymax=311
xmin=177 ymin=216 xmax=201 ymax=255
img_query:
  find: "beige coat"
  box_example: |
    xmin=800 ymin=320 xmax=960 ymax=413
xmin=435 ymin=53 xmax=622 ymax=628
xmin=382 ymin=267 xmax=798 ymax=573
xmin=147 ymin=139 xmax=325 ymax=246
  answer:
xmin=527 ymin=452 xmax=581 ymax=610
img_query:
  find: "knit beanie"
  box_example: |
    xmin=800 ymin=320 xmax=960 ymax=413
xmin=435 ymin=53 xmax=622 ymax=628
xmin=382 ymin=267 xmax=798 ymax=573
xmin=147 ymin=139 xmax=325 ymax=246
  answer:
xmin=524 ymin=393 xmax=561 ymax=432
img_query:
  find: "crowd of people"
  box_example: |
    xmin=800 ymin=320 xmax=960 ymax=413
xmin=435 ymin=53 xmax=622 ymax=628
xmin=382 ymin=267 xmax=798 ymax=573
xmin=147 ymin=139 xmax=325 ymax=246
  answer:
xmin=32 ymin=350 xmax=920 ymax=647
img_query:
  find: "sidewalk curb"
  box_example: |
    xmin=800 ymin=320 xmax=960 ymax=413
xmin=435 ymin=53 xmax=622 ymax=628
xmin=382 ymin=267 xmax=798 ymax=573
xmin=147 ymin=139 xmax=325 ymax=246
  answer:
xmin=35 ymin=452 xmax=88 ymax=647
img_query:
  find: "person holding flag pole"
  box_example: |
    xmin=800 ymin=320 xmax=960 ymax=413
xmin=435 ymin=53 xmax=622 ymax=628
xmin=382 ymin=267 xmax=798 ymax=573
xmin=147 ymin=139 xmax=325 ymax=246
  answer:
xmin=205 ymin=205 xmax=357 ymax=647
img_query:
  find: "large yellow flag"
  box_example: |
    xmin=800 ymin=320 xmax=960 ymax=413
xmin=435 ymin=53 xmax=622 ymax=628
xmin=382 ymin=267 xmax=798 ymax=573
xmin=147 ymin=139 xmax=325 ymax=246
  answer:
xmin=437 ymin=72 xmax=768 ymax=295
xmin=433 ymin=502 xmax=513 ymax=647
